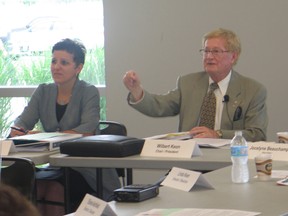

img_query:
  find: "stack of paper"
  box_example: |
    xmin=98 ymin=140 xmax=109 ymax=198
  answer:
xmin=10 ymin=132 xmax=83 ymax=151
xmin=146 ymin=132 xmax=230 ymax=148
xmin=193 ymin=138 xmax=231 ymax=148
xmin=146 ymin=132 xmax=192 ymax=140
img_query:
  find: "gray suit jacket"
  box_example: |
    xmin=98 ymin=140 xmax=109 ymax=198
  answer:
xmin=15 ymin=79 xmax=100 ymax=134
xmin=129 ymin=71 xmax=268 ymax=141
xmin=15 ymin=79 xmax=121 ymax=199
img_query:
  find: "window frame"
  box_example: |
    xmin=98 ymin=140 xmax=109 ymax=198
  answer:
xmin=0 ymin=86 xmax=105 ymax=97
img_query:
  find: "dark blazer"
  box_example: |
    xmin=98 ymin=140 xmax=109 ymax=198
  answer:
xmin=129 ymin=70 xmax=268 ymax=141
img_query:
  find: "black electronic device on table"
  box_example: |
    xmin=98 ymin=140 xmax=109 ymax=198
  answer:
xmin=114 ymin=184 xmax=159 ymax=202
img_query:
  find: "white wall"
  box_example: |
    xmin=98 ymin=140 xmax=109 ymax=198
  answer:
xmin=103 ymin=0 xmax=288 ymax=142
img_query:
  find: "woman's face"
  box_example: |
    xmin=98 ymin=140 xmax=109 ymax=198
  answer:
xmin=50 ymin=50 xmax=83 ymax=85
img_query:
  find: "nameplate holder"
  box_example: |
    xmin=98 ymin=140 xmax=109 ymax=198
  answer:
xmin=141 ymin=139 xmax=202 ymax=158
xmin=161 ymin=167 xmax=214 ymax=191
xmin=248 ymin=142 xmax=288 ymax=161
xmin=74 ymin=194 xmax=117 ymax=216
xmin=1 ymin=140 xmax=13 ymax=156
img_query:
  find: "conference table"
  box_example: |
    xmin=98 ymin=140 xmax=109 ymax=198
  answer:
xmin=50 ymin=147 xmax=231 ymax=171
xmin=6 ymin=150 xmax=57 ymax=165
xmin=109 ymin=161 xmax=288 ymax=216
xmin=49 ymin=147 xmax=232 ymax=213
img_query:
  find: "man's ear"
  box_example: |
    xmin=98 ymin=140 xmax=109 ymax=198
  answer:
xmin=231 ymin=52 xmax=238 ymax=65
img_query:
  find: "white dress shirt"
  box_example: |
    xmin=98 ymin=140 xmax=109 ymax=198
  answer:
xmin=208 ymin=71 xmax=231 ymax=130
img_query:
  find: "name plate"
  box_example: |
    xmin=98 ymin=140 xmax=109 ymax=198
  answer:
xmin=1 ymin=140 xmax=13 ymax=156
xmin=141 ymin=139 xmax=202 ymax=158
xmin=248 ymin=142 xmax=288 ymax=161
xmin=74 ymin=194 xmax=116 ymax=216
xmin=161 ymin=167 xmax=214 ymax=191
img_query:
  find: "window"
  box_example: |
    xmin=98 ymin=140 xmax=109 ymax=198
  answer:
xmin=0 ymin=0 xmax=105 ymax=136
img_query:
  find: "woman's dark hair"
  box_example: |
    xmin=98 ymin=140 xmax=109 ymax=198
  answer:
xmin=52 ymin=38 xmax=86 ymax=67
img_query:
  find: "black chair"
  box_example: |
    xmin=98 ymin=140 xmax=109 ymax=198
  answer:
xmin=99 ymin=120 xmax=130 ymax=186
xmin=64 ymin=120 xmax=130 ymax=212
xmin=1 ymin=157 xmax=37 ymax=203
xmin=99 ymin=120 xmax=127 ymax=136
xmin=37 ymin=121 xmax=129 ymax=212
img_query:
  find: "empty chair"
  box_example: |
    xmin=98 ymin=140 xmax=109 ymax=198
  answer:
xmin=99 ymin=120 xmax=131 ymax=185
xmin=99 ymin=120 xmax=127 ymax=136
xmin=1 ymin=157 xmax=36 ymax=203
xmin=60 ymin=121 xmax=129 ymax=212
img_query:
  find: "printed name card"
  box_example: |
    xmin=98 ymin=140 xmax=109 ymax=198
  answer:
xmin=141 ymin=139 xmax=202 ymax=158
xmin=161 ymin=167 xmax=214 ymax=191
xmin=74 ymin=194 xmax=116 ymax=216
xmin=1 ymin=140 xmax=13 ymax=156
xmin=248 ymin=142 xmax=288 ymax=161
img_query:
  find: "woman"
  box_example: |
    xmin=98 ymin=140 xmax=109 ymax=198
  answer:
xmin=9 ymin=38 xmax=121 ymax=215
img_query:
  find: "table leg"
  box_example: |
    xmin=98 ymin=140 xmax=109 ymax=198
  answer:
xmin=96 ymin=168 xmax=103 ymax=199
xmin=126 ymin=168 xmax=133 ymax=185
xmin=64 ymin=167 xmax=71 ymax=213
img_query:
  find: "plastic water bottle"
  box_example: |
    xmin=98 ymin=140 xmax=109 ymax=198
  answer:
xmin=230 ymin=131 xmax=249 ymax=183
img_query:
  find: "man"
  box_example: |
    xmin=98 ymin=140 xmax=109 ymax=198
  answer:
xmin=123 ymin=28 xmax=267 ymax=141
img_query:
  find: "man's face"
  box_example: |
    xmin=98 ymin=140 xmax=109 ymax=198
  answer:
xmin=202 ymin=37 xmax=238 ymax=77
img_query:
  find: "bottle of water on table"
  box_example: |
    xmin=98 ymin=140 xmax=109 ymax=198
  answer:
xmin=230 ymin=131 xmax=249 ymax=183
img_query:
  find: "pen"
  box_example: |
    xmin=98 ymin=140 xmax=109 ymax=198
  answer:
xmin=10 ymin=126 xmax=28 ymax=134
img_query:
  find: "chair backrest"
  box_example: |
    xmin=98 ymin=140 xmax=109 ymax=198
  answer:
xmin=1 ymin=157 xmax=36 ymax=203
xmin=99 ymin=120 xmax=127 ymax=136
xmin=99 ymin=120 xmax=128 ymax=183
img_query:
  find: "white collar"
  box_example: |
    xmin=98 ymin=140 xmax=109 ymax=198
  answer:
xmin=209 ymin=71 xmax=231 ymax=95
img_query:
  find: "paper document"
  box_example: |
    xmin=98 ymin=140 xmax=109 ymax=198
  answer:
xmin=146 ymin=133 xmax=230 ymax=148
xmin=10 ymin=132 xmax=82 ymax=151
xmin=194 ymin=138 xmax=231 ymax=148
xmin=146 ymin=132 xmax=192 ymax=140
xmin=135 ymin=208 xmax=260 ymax=216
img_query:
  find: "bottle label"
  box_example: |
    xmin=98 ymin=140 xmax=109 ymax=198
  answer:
xmin=231 ymin=146 xmax=248 ymax=157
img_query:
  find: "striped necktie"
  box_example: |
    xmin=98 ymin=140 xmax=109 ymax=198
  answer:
xmin=199 ymin=82 xmax=219 ymax=129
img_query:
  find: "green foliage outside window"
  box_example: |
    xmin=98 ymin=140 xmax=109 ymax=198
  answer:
xmin=0 ymin=51 xmax=15 ymax=136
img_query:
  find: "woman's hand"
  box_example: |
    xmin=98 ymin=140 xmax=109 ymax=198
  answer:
xmin=9 ymin=126 xmax=28 ymax=137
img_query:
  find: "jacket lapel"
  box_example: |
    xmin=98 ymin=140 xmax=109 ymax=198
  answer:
xmin=221 ymin=71 xmax=243 ymax=127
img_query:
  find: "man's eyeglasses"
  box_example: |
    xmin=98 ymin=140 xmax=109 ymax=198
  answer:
xmin=199 ymin=49 xmax=230 ymax=57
